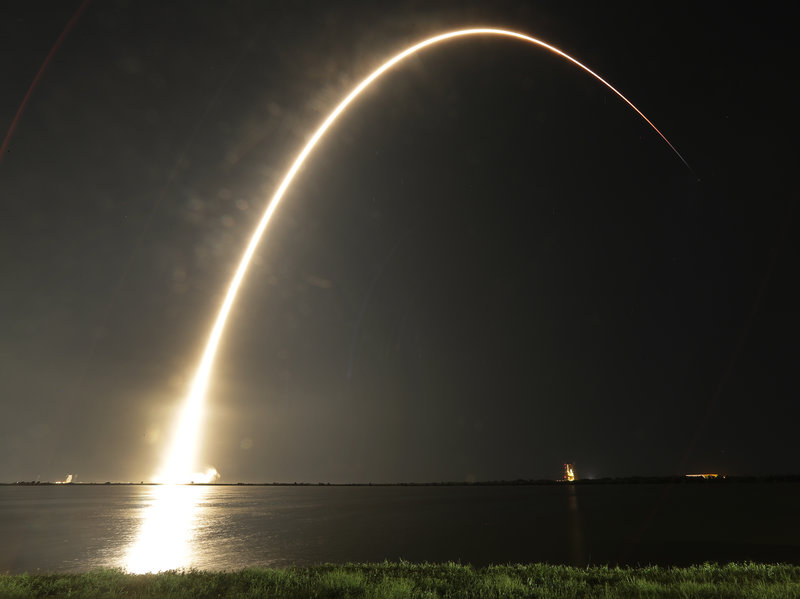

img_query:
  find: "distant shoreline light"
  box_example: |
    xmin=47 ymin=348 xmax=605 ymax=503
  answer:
xmin=14 ymin=474 xmax=800 ymax=487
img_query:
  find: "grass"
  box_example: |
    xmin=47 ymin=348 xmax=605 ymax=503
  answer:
xmin=1 ymin=562 xmax=799 ymax=598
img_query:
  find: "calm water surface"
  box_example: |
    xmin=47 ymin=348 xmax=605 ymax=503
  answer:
xmin=1 ymin=483 xmax=798 ymax=573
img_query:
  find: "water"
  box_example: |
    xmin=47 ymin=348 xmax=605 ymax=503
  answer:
xmin=1 ymin=483 xmax=798 ymax=573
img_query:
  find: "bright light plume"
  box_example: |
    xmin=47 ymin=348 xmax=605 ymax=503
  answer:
xmin=152 ymin=467 xmax=219 ymax=485
xmin=154 ymin=28 xmax=689 ymax=485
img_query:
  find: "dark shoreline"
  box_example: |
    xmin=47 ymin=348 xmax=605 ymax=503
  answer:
xmin=5 ymin=474 xmax=800 ymax=486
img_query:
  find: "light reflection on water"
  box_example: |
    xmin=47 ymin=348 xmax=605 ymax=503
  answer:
xmin=124 ymin=485 xmax=210 ymax=573
xmin=1 ymin=483 xmax=798 ymax=574
xmin=566 ymin=484 xmax=586 ymax=566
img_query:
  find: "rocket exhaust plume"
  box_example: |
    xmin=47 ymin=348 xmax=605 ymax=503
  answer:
xmin=155 ymin=28 xmax=690 ymax=484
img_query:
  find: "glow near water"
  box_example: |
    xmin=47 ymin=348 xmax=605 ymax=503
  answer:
xmin=153 ymin=27 xmax=687 ymax=487
xmin=125 ymin=485 xmax=209 ymax=573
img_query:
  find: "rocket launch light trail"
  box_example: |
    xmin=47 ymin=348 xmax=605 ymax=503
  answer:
xmin=155 ymin=28 xmax=690 ymax=484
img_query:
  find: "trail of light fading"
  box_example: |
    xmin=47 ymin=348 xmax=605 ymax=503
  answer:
xmin=156 ymin=28 xmax=689 ymax=483
xmin=0 ymin=0 xmax=91 ymax=165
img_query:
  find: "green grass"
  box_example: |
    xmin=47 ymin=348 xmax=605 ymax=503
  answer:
xmin=2 ymin=562 xmax=799 ymax=598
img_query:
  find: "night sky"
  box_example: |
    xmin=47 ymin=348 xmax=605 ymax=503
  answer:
xmin=1 ymin=2 xmax=796 ymax=483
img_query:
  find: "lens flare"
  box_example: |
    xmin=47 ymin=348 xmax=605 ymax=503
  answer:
xmin=154 ymin=28 xmax=689 ymax=484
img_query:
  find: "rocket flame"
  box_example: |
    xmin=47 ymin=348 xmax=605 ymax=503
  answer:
xmin=154 ymin=28 xmax=689 ymax=484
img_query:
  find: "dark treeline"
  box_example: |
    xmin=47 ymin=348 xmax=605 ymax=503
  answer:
xmin=6 ymin=475 xmax=800 ymax=486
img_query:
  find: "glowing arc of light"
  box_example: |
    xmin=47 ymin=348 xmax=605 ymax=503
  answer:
xmin=157 ymin=27 xmax=689 ymax=483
